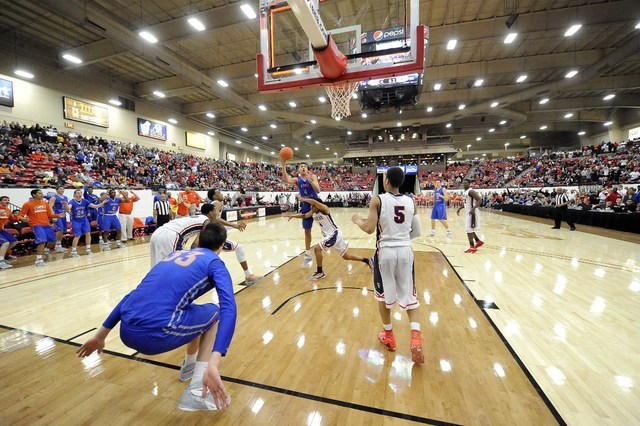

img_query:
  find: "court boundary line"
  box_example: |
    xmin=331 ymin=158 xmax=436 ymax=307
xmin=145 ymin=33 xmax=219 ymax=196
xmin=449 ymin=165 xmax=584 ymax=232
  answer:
xmin=0 ymin=323 xmax=460 ymax=426
xmin=422 ymin=244 xmax=567 ymax=426
xmin=271 ymin=286 xmax=370 ymax=315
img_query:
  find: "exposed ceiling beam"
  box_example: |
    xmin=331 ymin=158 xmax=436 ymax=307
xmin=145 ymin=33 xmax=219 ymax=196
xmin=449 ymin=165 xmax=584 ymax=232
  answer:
xmin=61 ymin=39 xmax=128 ymax=69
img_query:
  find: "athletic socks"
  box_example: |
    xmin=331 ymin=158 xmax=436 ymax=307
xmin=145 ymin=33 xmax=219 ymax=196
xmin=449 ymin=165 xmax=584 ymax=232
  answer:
xmin=383 ymin=323 xmax=393 ymax=331
xmin=305 ymin=250 xmax=311 ymax=257
xmin=36 ymin=255 xmax=43 ymax=261
xmin=244 ymin=269 xmax=252 ymax=278
xmin=316 ymin=266 xmax=323 ymax=274
xmin=410 ymin=322 xmax=421 ymax=331
xmin=190 ymin=362 xmax=208 ymax=386
xmin=184 ymin=353 xmax=197 ymax=366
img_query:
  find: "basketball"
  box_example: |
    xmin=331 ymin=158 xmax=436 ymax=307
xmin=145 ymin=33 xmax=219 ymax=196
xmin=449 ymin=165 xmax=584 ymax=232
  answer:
xmin=279 ymin=146 xmax=294 ymax=161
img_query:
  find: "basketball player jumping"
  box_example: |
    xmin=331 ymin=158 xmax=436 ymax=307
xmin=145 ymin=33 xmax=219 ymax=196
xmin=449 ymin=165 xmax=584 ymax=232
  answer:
xmin=78 ymin=223 xmax=235 ymax=412
xmin=284 ymin=195 xmax=373 ymax=280
xmin=351 ymin=167 xmax=424 ymax=364
xmin=427 ymin=180 xmax=452 ymax=238
xmin=281 ymin=160 xmax=321 ymax=267
xmin=456 ymin=179 xmax=484 ymax=253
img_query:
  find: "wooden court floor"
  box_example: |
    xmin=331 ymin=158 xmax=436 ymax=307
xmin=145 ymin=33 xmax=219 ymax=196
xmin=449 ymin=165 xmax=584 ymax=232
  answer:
xmin=0 ymin=208 xmax=638 ymax=425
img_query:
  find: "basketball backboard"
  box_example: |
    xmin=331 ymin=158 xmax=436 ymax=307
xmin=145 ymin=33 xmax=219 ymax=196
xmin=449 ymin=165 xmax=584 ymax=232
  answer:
xmin=257 ymin=0 xmax=427 ymax=93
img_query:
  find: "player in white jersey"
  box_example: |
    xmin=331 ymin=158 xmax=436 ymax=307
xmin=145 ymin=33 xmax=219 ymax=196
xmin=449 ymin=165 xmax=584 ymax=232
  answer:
xmin=352 ymin=167 xmax=424 ymax=364
xmin=285 ymin=196 xmax=373 ymax=280
xmin=456 ymin=179 xmax=484 ymax=253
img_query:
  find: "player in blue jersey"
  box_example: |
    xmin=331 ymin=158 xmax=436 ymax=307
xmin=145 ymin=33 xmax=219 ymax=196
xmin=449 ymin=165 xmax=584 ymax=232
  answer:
xmin=281 ymin=160 xmax=321 ymax=267
xmin=100 ymin=188 xmax=129 ymax=250
xmin=427 ymin=180 xmax=452 ymax=238
xmin=83 ymin=185 xmax=100 ymax=221
xmin=77 ymin=222 xmax=236 ymax=411
xmin=49 ymin=186 xmax=69 ymax=253
xmin=66 ymin=189 xmax=106 ymax=257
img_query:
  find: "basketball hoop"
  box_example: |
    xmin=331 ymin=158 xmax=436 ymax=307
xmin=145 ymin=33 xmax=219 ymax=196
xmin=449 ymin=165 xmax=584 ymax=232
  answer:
xmin=325 ymin=81 xmax=360 ymax=119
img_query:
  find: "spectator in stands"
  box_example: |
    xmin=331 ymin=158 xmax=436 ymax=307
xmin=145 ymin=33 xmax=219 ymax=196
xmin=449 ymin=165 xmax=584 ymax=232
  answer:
xmin=18 ymin=189 xmax=63 ymax=267
xmin=118 ymin=190 xmax=140 ymax=243
xmin=605 ymin=186 xmax=622 ymax=206
xmin=612 ymin=198 xmax=629 ymax=213
xmin=5 ymin=209 xmax=26 ymax=234
xmin=181 ymin=186 xmax=204 ymax=216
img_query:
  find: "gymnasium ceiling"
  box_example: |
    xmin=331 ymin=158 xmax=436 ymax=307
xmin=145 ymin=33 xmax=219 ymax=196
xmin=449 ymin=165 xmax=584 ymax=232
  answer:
xmin=0 ymin=0 xmax=639 ymax=162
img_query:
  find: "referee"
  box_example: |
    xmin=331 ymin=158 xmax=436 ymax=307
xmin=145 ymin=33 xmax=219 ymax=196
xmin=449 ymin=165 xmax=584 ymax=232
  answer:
xmin=153 ymin=193 xmax=173 ymax=228
xmin=552 ymin=188 xmax=576 ymax=231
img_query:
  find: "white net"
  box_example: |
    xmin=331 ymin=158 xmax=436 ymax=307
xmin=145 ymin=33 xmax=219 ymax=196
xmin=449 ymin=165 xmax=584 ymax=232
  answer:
xmin=324 ymin=81 xmax=360 ymax=119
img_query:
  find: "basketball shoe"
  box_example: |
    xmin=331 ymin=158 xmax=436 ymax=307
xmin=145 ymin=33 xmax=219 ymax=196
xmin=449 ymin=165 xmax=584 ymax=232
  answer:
xmin=378 ymin=330 xmax=396 ymax=351
xmin=34 ymin=260 xmax=46 ymax=267
xmin=464 ymin=246 xmax=477 ymax=254
xmin=410 ymin=330 xmax=425 ymax=364
xmin=0 ymin=260 xmax=13 ymax=269
xmin=474 ymin=240 xmax=484 ymax=248
xmin=178 ymin=361 xmax=195 ymax=382
xmin=310 ymin=271 xmax=325 ymax=280
xmin=427 ymin=230 xmax=435 ymax=237
xmin=446 ymin=230 xmax=453 ymax=238
xmin=245 ymin=274 xmax=264 ymax=284
xmin=177 ymin=382 xmax=230 ymax=411
xmin=302 ymin=253 xmax=313 ymax=268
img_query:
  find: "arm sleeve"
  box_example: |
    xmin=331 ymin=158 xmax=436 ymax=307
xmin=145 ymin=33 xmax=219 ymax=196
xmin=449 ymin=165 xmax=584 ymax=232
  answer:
xmin=102 ymin=294 xmax=130 ymax=329
xmin=18 ymin=203 xmax=30 ymax=220
xmin=409 ymin=214 xmax=422 ymax=240
xmin=209 ymin=259 xmax=237 ymax=355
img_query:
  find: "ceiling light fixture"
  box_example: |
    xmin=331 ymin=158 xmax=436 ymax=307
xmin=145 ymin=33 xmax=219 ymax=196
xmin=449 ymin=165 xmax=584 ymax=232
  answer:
xmin=516 ymin=74 xmax=527 ymax=83
xmin=565 ymin=70 xmax=578 ymax=78
xmin=138 ymin=31 xmax=158 ymax=43
xmin=603 ymin=94 xmax=615 ymax=101
xmin=206 ymin=112 xmax=215 ymax=118
xmin=62 ymin=53 xmax=83 ymax=64
xmin=504 ymin=33 xmax=517 ymax=44
xmin=564 ymin=24 xmax=582 ymax=37
xmin=426 ymin=106 xmax=433 ymax=112
xmin=310 ymin=119 xmax=317 ymax=124
xmin=459 ymin=104 xmax=466 ymax=110
xmin=254 ymin=146 xmax=259 ymax=150
xmin=315 ymin=140 xmax=320 ymax=144
xmin=187 ymin=17 xmax=206 ymax=31
xmin=258 ymin=105 xmax=267 ymax=111
xmin=578 ymin=131 xmax=586 ymax=136
xmin=294 ymin=147 xmax=299 ymax=151
xmin=604 ymin=121 xmax=613 ymax=126
xmin=361 ymin=113 xmax=368 ymax=118
xmin=433 ymin=83 xmax=441 ymax=91
xmin=347 ymin=131 xmax=352 ymax=135
xmin=108 ymin=99 xmax=122 ymax=106
xmin=305 ymin=135 xmax=311 ymax=139
xmin=153 ymin=90 xmax=165 ymax=98
xmin=564 ymin=113 xmax=574 ymax=118
xmin=288 ymin=101 xmax=297 ymax=107
xmin=474 ymin=79 xmax=484 ymax=87
xmin=235 ymin=140 xmax=242 ymax=144
xmin=270 ymin=123 xmax=277 ymax=128
xmin=491 ymin=101 xmax=499 ymax=108
xmin=15 ymin=70 xmax=34 ymax=79
xmin=241 ymin=127 xmax=248 ymax=132
xmin=476 ymin=137 xmax=482 ymax=141
xmin=520 ymin=135 xmax=526 ymax=139
xmin=168 ymin=118 xmax=177 ymax=124
xmin=207 ymin=131 xmax=215 ymax=136
xmin=446 ymin=39 xmax=457 ymax=50
xmin=318 ymin=96 xmax=326 ymax=103
xmin=446 ymin=123 xmax=452 ymax=128
xmin=217 ymin=80 xmax=229 ymax=87
xmin=540 ymin=125 xmax=548 ymax=130
xmin=539 ymin=98 xmax=549 ymax=104
xmin=241 ymin=4 xmax=257 ymax=19
xmin=262 ymin=136 xmax=268 ymax=140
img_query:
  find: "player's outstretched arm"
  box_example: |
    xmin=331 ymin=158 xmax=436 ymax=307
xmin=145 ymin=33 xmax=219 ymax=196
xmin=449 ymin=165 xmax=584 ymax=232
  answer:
xmin=76 ymin=326 xmax=111 ymax=357
xmin=298 ymin=196 xmax=329 ymax=214
xmin=308 ymin=173 xmax=321 ymax=193
xmin=281 ymin=161 xmax=298 ymax=186
xmin=352 ymin=196 xmax=380 ymax=234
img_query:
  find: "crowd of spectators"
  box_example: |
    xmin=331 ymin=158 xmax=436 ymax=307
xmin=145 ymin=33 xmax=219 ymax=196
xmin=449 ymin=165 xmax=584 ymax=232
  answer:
xmin=2 ymin=120 xmax=639 ymax=192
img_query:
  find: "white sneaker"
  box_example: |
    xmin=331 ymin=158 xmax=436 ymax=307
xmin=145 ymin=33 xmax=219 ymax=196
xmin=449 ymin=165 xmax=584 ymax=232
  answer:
xmin=54 ymin=246 xmax=66 ymax=253
xmin=178 ymin=361 xmax=195 ymax=382
xmin=71 ymin=252 xmax=80 ymax=258
xmin=35 ymin=260 xmax=46 ymax=267
xmin=0 ymin=261 xmax=13 ymax=269
xmin=427 ymin=230 xmax=435 ymax=237
xmin=446 ymin=230 xmax=453 ymax=237
xmin=116 ymin=242 xmax=125 ymax=249
xmin=86 ymin=250 xmax=93 ymax=256
xmin=302 ymin=254 xmax=313 ymax=268
xmin=103 ymin=245 xmax=111 ymax=251
xmin=177 ymin=382 xmax=230 ymax=411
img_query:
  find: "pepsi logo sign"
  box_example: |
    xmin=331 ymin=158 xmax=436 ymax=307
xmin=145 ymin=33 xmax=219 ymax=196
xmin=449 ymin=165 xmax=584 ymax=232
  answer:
xmin=373 ymin=30 xmax=384 ymax=41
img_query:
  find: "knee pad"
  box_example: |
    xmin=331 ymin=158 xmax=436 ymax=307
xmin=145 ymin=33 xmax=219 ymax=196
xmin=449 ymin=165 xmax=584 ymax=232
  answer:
xmin=235 ymin=243 xmax=247 ymax=263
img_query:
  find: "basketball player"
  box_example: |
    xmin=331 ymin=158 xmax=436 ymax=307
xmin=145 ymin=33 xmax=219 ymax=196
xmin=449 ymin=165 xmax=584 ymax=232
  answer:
xmin=100 ymin=189 xmax=129 ymax=250
xmin=18 ymin=189 xmax=64 ymax=267
xmin=456 ymin=179 xmax=484 ymax=253
xmin=150 ymin=200 xmax=263 ymax=284
xmin=66 ymin=189 xmax=106 ymax=257
xmin=427 ymin=180 xmax=452 ymax=238
xmin=284 ymin=195 xmax=373 ymax=280
xmin=49 ymin=186 xmax=69 ymax=253
xmin=0 ymin=195 xmax=19 ymax=269
xmin=281 ymin=160 xmax=321 ymax=267
xmin=351 ymin=167 xmax=424 ymax=364
xmin=77 ymin=223 xmax=235 ymax=411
